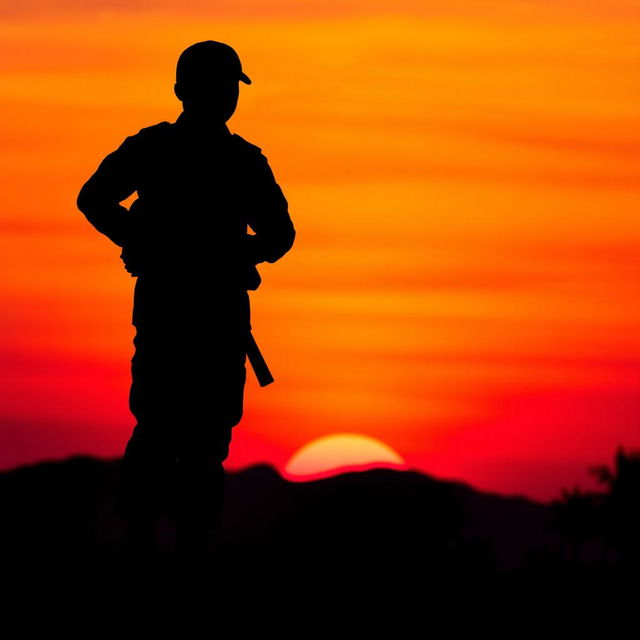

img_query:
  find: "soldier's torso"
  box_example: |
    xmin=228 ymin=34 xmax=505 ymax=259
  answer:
xmin=129 ymin=120 xmax=259 ymax=329
xmin=131 ymin=121 xmax=261 ymax=262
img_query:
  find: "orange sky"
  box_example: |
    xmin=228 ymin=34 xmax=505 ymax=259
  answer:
xmin=1 ymin=1 xmax=639 ymax=502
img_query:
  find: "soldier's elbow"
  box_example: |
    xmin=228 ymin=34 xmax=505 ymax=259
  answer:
xmin=77 ymin=184 xmax=111 ymax=221
xmin=266 ymin=226 xmax=296 ymax=264
xmin=286 ymin=225 xmax=296 ymax=253
xmin=76 ymin=184 xmax=94 ymax=214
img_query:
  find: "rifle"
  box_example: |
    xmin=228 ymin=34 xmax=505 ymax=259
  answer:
xmin=246 ymin=330 xmax=274 ymax=387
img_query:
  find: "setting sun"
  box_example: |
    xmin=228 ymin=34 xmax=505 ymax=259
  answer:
xmin=283 ymin=433 xmax=408 ymax=481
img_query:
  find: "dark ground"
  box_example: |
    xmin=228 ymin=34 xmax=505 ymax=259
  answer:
xmin=2 ymin=455 xmax=633 ymax=621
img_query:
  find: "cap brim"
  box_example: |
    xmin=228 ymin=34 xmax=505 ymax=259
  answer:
xmin=240 ymin=71 xmax=252 ymax=85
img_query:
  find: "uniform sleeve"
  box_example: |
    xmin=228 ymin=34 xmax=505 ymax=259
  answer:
xmin=76 ymin=134 xmax=140 ymax=247
xmin=244 ymin=153 xmax=296 ymax=264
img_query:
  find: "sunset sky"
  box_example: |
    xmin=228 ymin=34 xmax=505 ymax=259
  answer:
xmin=1 ymin=1 xmax=639 ymax=503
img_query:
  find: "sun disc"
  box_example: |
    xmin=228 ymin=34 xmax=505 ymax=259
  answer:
xmin=283 ymin=432 xmax=406 ymax=480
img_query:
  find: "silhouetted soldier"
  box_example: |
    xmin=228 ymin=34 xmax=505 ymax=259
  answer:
xmin=76 ymin=40 xmax=296 ymax=555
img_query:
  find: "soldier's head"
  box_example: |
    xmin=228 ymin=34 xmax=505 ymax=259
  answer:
xmin=174 ymin=40 xmax=252 ymax=123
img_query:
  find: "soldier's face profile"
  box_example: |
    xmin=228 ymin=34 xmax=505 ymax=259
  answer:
xmin=174 ymin=77 xmax=240 ymax=123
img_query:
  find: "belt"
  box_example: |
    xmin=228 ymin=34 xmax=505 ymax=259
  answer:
xmin=246 ymin=329 xmax=274 ymax=387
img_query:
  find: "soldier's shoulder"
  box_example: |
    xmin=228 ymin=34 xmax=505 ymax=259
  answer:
xmin=120 ymin=122 xmax=172 ymax=155
xmin=135 ymin=121 xmax=173 ymax=140
xmin=231 ymin=133 xmax=263 ymax=155
xmin=122 ymin=121 xmax=171 ymax=143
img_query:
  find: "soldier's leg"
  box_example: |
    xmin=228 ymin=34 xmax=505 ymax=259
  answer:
xmin=173 ymin=427 xmax=232 ymax=555
xmin=172 ymin=329 xmax=247 ymax=555
xmin=116 ymin=326 xmax=179 ymax=552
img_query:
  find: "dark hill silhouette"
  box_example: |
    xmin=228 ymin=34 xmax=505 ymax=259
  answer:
xmin=1 ymin=454 xmax=624 ymax=583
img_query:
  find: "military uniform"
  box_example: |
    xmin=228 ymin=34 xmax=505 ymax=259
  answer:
xmin=77 ymin=111 xmax=295 ymax=536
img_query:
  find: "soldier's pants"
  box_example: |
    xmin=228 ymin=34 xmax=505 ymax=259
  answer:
xmin=114 ymin=309 xmax=248 ymax=530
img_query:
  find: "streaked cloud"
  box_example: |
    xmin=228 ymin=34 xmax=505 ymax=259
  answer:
xmin=1 ymin=1 xmax=639 ymax=500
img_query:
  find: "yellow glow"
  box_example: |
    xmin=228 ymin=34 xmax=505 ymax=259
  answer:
xmin=284 ymin=433 xmax=406 ymax=477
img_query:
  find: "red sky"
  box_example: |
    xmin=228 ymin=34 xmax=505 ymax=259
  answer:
xmin=2 ymin=1 xmax=639 ymax=502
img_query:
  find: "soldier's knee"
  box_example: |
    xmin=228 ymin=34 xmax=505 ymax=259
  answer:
xmin=216 ymin=394 xmax=243 ymax=431
xmin=208 ymin=424 xmax=233 ymax=463
xmin=225 ymin=389 xmax=245 ymax=429
xmin=227 ymin=408 xmax=243 ymax=429
xmin=216 ymin=439 xmax=231 ymax=463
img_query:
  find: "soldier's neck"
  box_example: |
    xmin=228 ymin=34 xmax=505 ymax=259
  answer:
xmin=176 ymin=110 xmax=231 ymax=136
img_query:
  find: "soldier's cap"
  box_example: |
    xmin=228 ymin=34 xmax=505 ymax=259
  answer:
xmin=176 ymin=40 xmax=252 ymax=87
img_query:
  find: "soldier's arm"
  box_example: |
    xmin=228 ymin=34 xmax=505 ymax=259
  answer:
xmin=244 ymin=153 xmax=296 ymax=265
xmin=76 ymin=134 xmax=140 ymax=248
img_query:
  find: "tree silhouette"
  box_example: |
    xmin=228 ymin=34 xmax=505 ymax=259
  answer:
xmin=550 ymin=445 xmax=640 ymax=570
xmin=549 ymin=485 xmax=602 ymax=564
xmin=589 ymin=445 xmax=640 ymax=568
